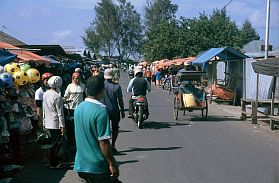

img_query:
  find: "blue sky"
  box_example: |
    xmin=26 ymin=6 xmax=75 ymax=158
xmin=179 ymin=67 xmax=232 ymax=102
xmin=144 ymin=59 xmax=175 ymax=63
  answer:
xmin=1 ymin=0 xmax=278 ymax=51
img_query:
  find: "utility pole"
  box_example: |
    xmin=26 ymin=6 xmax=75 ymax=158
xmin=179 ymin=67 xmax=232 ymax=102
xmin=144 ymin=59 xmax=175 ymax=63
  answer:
xmin=264 ymin=0 xmax=270 ymax=59
xmin=222 ymin=0 xmax=234 ymax=11
xmin=255 ymin=0 xmax=272 ymax=124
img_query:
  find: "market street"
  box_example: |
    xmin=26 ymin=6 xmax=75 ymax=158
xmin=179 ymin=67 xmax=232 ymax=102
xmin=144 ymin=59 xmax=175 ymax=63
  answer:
xmin=13 ymin=72 xmax=279 ymax=183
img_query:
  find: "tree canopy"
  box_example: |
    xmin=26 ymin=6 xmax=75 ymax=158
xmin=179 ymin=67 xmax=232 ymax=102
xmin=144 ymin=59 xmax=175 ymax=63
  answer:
xmin=83 ymin=0 xmax=260 ymax=62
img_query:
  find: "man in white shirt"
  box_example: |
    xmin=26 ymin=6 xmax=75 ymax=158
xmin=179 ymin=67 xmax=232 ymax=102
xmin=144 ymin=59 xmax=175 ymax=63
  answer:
xmin=64 ymin=72 xmax=86 ymax=111
xmin=43 ymin=76 xmax=65 ymax=168
xmin=64 ymin=72 xmax=85 ymax=146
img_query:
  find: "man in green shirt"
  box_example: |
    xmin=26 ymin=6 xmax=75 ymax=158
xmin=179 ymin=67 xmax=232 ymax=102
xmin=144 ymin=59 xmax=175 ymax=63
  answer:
xmin=74 ymin=76 xmax=119 ymax=183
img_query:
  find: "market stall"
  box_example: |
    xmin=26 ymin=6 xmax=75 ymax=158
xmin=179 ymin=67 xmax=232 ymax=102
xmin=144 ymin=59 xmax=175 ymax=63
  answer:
xmin=249 ymin=57 xmax=279 ymax=129
xmin=192 ymin=47 xmax=249 ymax=105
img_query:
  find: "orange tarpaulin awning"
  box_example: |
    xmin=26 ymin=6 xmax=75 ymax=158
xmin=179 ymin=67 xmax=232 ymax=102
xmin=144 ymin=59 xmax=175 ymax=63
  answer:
xmin=0 ymin=42 xmax=50 ymax=65
xmin=172 ymin=57 xmax=196 ymax=65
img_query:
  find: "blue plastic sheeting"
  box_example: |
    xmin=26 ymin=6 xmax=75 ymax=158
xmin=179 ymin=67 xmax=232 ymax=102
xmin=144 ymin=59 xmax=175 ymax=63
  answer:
xmin=192 ymin=47 xmax=248 ymax=66
xmin=0 ymin=49 xmax=17 ymax=65
xmin=43 ymin=56 xmax=61 ymax=65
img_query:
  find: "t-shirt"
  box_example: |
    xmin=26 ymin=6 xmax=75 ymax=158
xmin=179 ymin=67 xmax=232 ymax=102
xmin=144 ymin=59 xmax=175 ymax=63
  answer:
xmin=35 ymin=87 xmax=44 ymax=101
xmin=101 ymin=80 xmax=123 ymax=114
xmin=64 ymin=83 xmax=85 ymax=109
xmin=156 ymin=71 xmax=162 ymax=80
xmin=74 ymin=98 xmax=111 ymax=174
xmin=145 ymin=69 xmax=151 ymax=78
xmin=127 ymin=77 xmax=151 ymax=96
xmin=43 ymin=90 xmax=65 ymax=129
xmin=35 ymin=87 xmax=45 ymax=107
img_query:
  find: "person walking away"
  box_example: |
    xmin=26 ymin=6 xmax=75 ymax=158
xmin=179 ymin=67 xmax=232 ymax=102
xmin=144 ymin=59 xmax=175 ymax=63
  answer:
xmin=145 ymin=65 xmax=152 ymax=83
xmin=156 ymin=68 xmax=162 ymax=87
xmin=127 ymin=67 xmax=151 ymax=118
xmin=152 ymin=65 xmax=157 ymax=86
xmin=101 ymin=69 xmax=125 ymax=154
xmin=35 ymin=72 xmax=53 ymax=164
xmin=74 ymin=76 xmax=119 ymax=183
xmin=42 ymin=76 xmax=65 ymax=168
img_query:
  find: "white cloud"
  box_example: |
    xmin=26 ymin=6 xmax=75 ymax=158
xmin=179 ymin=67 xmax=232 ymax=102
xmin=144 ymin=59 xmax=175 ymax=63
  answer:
xmin=17 ymin=6 xmax=34 ymax=17
xmin=52 ymin=30 xmax=72 ymax=41
xmin=16 ymin=4 xmax=52 ymax=17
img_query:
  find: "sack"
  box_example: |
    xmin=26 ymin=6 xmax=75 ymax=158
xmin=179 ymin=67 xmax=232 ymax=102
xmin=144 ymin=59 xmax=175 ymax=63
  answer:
xmin=183 ymin=93 xmax=197 ymax=108
xmin=36 ymin=131 xmax=52 ymax=145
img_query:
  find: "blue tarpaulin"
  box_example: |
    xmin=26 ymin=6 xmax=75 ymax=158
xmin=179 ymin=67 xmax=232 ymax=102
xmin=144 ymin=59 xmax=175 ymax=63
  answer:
xmin=0 ymin=49 xmax=17 ymax=65
xmin=43 ymin=56 xmax=61 ymax=65
xmin=192 ymin=47 xmax=248 ymax=66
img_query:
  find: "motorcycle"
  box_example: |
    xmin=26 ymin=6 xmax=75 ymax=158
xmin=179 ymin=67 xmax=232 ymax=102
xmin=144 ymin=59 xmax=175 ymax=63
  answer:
xmin=132 ymin=95 xmax=149 ymax=129
xmin=128 ymin=70 xmax=134 ymax=79
xmin=162 ymin=77 xmax=170 ymax=90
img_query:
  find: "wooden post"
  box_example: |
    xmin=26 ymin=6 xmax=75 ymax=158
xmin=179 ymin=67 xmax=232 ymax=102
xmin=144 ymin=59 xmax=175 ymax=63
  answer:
xmin=209 ymin=62 xmax=214 ymax=104
xmin=252 ymin=101 xmax=257 ymax=124
xmin=253 ymin=73 xmax=260 ymax=124
xmin=271 ymin=77 xmax=276 ymax=115
xmin=241 ymin=98 xmax=247 ymax=120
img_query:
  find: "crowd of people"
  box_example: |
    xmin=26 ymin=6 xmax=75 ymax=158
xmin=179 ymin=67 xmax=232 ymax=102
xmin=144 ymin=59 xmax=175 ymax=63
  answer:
xmin=2 ymin=60 xmax=197 ymax=183
xmin=129 ymin=61 xmax=199 ymax=90
xmin=33 ymin=63 xmax=126 ymax=183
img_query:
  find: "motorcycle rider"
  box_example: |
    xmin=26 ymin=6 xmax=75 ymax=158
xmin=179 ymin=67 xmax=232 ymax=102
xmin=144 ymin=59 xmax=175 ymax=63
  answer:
xmin=127 ymin=67 xmax=151 ymax=118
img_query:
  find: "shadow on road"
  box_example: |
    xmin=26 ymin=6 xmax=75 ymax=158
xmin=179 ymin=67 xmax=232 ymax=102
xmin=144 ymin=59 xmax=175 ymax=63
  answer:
xmin=119 ymin=130 xmax=133 ymax=133
xmin=120 ymin=146 xmax=182 ymax=153
xmin=12 ymin=144 xmax=74 ymax=183
xmin=143 ymin=121 xmax=191 ymax=129
xmin=190 ymin=115 xmax=243 ymax=122
xmin=118 ymin=160 xmax=139 ymax=165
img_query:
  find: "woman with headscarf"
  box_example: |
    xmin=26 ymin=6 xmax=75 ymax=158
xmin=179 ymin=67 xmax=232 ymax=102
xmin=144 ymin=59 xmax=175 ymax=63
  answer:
xmin=43 ymin=76 xmax=65 ymax=168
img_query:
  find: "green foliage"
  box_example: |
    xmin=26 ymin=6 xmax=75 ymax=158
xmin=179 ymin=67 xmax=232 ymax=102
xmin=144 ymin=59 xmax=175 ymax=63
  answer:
xmin=236 ymin=20 xmax=260 ymax=49
xmin=143 ymin=8 xmax=260 ymax=61
xmin=82 ymin=0 xmax=142 ymax=61
xmin=82 ymin=22 xmax=102 ymax=57
xmin=82 ymin=1 xmax=260 ymax=62
xmin=83 ymin=49 xmax=87 ymax=56
xmin=115 ymin=0 xmax=143 ymax=61
xmin=143 ymin=20 xmax=180 ymax=61
xmin=95 ymin=0 xmax=119 ymax=56
xmin=87 ymin=51 xmax=91 ymax=58
xmin=144 ymin=0 xmax=178 ymax=31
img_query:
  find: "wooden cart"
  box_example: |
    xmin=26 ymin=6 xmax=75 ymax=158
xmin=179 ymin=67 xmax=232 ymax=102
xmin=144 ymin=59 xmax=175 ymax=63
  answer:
xmin=173 ymin=71 xmax=208 ymax=120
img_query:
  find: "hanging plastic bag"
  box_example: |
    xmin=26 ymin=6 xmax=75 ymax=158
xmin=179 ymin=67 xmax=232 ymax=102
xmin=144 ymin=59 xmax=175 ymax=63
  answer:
xmin=36 ymin=130 xmax=52 ymax=145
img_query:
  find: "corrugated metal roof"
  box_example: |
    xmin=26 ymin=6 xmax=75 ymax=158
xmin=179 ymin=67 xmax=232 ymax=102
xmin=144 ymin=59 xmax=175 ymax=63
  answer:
xmin=0 ymin=31 xmax=26 ymax=46
xmin=192 ymin=47 xmax=249 ymax=65
xmin=0 ymin=42 xmax=50 ymax=65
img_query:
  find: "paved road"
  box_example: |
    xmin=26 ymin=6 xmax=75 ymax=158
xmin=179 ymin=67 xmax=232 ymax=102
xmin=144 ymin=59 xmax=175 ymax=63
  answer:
xmin=13 ymin=72 xmax=279 ymax=183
